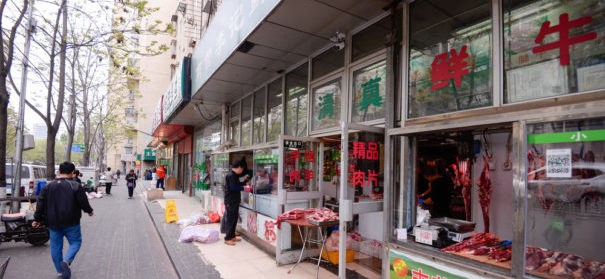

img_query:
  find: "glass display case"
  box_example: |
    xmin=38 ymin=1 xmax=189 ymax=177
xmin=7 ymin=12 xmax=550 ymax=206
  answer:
xmin=253 ymin=148 xmax=279 ymax=217
xmin=210 ymin=152 xmax=229 ymax=198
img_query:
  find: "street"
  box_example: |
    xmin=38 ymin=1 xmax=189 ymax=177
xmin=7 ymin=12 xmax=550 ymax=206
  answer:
xmin=0 ymin=179 xmax=178 ymax=279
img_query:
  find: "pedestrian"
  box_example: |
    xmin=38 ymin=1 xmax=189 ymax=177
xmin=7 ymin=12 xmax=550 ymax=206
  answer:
xmin=73 ymin=170 xmax=82 ymax=185
xmin=125 ymin=169 xmax=138 ymax=199
xmin=156 ymin=165 xmax=166 ymax=190
xmin=104 ymin=167 xmax=114 ymax=195
xmin=223 ymin=158 xmax=250 ymax=245
xmin=33 ymin=161 xmax=94 ymax=279
xmin=116 ymin=169 xmax=121 ymax=179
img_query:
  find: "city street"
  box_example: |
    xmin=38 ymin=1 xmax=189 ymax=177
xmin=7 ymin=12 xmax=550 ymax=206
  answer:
xmin=0 ymin=180 xmax=178 ymax=279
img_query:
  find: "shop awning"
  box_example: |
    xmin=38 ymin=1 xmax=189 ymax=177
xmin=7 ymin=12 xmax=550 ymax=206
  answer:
xmin=169 ymin=0 xmax=390 ymax=126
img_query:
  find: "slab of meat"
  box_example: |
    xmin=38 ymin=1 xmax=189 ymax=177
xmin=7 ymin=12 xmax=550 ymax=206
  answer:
xmin=457 ymin=158 xmax=472 ymax=221
xmin=441 ymin=232 xmax=499 ymax=253
xmin=477 ymin=154 xmax=493 ymax=232
xmin=305 ymin=207 xmax=338 ymax=223
xmin=276 ymin=208 xmax=305 ymax=229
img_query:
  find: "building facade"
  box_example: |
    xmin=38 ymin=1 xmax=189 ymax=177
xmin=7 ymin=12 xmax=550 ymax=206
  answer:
xmin=155 ymin=0 xmax=605 ymax=278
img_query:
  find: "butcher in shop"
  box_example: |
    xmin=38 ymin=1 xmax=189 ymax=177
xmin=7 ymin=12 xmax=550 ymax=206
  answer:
xmin=419 ymin=159 xmax=453 ymax=218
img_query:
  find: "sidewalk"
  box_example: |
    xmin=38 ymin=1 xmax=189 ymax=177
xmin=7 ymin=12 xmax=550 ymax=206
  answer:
xmin=143 ymin=189 xmax=338 ymax=279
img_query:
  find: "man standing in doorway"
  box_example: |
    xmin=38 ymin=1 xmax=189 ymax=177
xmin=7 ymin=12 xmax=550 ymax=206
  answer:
xmin=156 ymin=165 xmax=166 ymax=190
xmin=223 ymin=158 xmax=249 ymax=245
xmin=33 ymin=161 xmax=94 ymax=279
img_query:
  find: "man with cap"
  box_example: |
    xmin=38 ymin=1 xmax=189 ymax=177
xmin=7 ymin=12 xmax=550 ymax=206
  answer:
xmin=223 ymin=158 xmax=250 ymax=245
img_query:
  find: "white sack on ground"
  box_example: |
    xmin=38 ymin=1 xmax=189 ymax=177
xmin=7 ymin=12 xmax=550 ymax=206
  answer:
xmin=178 ymin=226 xmax=219 ymax=243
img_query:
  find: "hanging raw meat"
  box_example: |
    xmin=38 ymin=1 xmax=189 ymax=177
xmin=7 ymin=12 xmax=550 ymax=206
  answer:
xmin=477 ymin=154 xmax=493 ymax=233
xmin=457 ymin=158 xmax=472 ymax=221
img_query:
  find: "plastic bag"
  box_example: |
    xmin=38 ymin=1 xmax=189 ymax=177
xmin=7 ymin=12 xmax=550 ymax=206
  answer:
xmin=416 ymin=200 xmax=431 ymax=226
xmin=208 ymin=212 xmax=220 ymax=223
xmin=325 ymin=230 xmax=352 ymax=252
xmin=178 ymin=226 xmax=220 ymax=243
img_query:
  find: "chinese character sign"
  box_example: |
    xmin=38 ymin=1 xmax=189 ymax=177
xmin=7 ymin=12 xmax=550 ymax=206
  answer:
xmin=532 ymin=13 xmax=596 ymax=66
xmin=430 ymin=46 xmax=470 ymax=91
xmin=349 ymin=136 xmax=382 ymax=190
xmin=390 ymin=250 xmax=468 ymax=279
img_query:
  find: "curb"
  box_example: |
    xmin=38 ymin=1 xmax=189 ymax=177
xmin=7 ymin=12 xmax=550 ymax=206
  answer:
xmin=144 ymin=200 xmax=182 ymax=279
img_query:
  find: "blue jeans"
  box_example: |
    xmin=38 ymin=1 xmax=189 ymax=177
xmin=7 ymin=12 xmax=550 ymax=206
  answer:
xmin=49 ymin=224 xmax=82 ymax=273
xmin=156 ymin=178 xmax=164 ymax=189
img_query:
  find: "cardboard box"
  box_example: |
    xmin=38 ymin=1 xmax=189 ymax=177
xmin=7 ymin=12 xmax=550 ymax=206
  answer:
xmin=147 ymin=189 xmax=164 ymax=201
xmin=321 ymin=249 xmax=354 ymax=264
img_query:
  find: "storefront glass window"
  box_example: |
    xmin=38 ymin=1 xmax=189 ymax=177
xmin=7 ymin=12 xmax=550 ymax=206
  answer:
xmin=311 ymin=78 xmax=341 ymax=131
xmin=211 ymin=153 xmax=229 ymax=198
xmin=352 ymin=16 xmax=391 ymax=62
xmin=230 ymin=101 xmax=240 ymax=145
xmin=267 ymin=78 xmax=282 ymax=142
xmin=408 ymin=0 xmax=493 ymax=118
xmin=351 ymin=60 xmax=387 ymax=123
xmin=253 ymin=148 xmax=279 ymax=217
xmin=312 ymin=47 xmax=344 ymax=80
xmin=241 ymin=96 xmax=252 ymax=146
xmin=504 ymin=0 xmax=605 ymax=103
xmin=253 ymin=88 xmax=266 ymax=144
xmin=525 ymin=118 xmax=605 ymax=277
xmin=285 ymin=63 xmax=308 ymax=137
xmin=283 ymin=141 xmax=318 ymax=192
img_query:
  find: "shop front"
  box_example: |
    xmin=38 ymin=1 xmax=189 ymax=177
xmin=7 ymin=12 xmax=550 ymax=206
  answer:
xmin=193 ymin=121 xmax=221 ymax=207
xmin=386 ymin=1 xmax=605 ymax=278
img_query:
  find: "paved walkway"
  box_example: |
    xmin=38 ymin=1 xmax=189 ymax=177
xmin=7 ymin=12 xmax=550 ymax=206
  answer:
xmin=1 ymin=179 xmax=178 ymax=279
xmin=148 ymin=191 xmax=338 ymax=279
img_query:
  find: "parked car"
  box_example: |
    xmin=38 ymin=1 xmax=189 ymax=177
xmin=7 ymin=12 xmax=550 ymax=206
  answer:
xmin=528 ymin=162 xmax=605 ymax=203
xmin=4 ymin=164 xmax=48 ymax=196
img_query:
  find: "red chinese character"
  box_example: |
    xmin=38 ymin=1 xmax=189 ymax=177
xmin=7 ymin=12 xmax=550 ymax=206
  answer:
xmin=412 ymin=268 xmax=430 ymax=279
xmin=367 ymin=170 xmax=378 ymax=187
xmin=352 ymin=171 xmax=365 ymax=187
xmin=430 ymin=46 xmax=470 ymax=91
xmin=353 ymin=142 xmax=366 ymax=159
xmin=304 ymin=169 xmax=314 ymax=181
xmin=289 ymin=169 xmax=300 ymax=183
xmin=532 ymin=13 xmax=597 ymax=65
xmin=304 ymin=150 xmax=315 ymax=162
xmin=287 ymin=150 xmax=301 ymax=165
xmin=366 ymin=142 xmax=379 ymax=160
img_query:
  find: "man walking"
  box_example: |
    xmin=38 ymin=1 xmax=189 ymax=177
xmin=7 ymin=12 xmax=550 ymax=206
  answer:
xmin=156 ymin=165 xmax=166 ymax=190
xmin=33 ymin=161 xmax=94 ymax=279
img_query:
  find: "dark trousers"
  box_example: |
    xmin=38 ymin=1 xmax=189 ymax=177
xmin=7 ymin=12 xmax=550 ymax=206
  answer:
xmin=106 ymin=183 xmax=112 ymax=194
xmin=156 ymin=178 xmax=164 ymax=189
xmin=127 ymin=186 xmax=134 ymax=197
xmin=224 ymin=200 xmax=239 ymax=241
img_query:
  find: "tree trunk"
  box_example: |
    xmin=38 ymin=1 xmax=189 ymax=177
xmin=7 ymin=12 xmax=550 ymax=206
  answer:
xmin=0 ymin=81 xmax=9 ymax=194
xmin=46 ymin=126 xmax=57 ymax=179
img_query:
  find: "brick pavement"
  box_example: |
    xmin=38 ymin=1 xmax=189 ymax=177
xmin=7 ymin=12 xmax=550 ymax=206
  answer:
xmin=0 ymin=179 xmax=178 ymax=279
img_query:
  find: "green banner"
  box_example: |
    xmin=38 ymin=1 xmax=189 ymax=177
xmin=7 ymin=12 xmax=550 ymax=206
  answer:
xmin=528 ymin=129 xmax=605 ymax=144
xmin=389 ymin=250 xmax=467 ymax=279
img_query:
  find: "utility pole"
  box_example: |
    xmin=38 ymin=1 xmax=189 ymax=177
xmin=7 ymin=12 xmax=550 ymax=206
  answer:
xmin=12 ymin=0 xmax=36 ymax=212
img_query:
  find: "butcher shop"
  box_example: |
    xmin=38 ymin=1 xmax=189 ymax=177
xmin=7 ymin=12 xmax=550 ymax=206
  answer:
xmin=386 ymin=0 xmax=605 ymax=278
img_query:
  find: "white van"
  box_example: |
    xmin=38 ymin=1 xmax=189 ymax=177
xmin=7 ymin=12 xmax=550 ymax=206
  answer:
xmin=5 ymin=164 xmax=48 ymax=196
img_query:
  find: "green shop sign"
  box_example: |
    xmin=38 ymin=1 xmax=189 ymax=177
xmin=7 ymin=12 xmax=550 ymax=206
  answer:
xmin=528 ymin=129 xmax=605 ymax=144
xmin=143 ymin=148 xmax=156 ymax=161
xmin=253 ymin=154 xmax=279 ymax=164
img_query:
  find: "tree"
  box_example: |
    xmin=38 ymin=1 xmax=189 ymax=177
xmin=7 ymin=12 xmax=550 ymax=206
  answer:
xmin=0 ymin=0 xmax=29 ymax=196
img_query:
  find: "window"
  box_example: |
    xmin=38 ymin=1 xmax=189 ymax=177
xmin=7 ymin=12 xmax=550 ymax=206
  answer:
xmin=285 ymin=63 xmax=308 ymax=137
xmin=241 ymin=96 xmax=252 ymax=146
xmin=267 ymin=78 xmax=283 ymax=142
xmin=351 ymin=60 xmax=387 ymax=123
xmin=351 ymin=16 xmax=392 ymax=62
xmin=312 ymin=47 xmax=344 ymax=80
xmin=311 ymin=78 xmax=341 ymax=131
xmin=253 ymin=88 xmax=266 ymax=144
xmin=504 ymin=0 xmax=605 ymax=103
xmin=408 ymin=0 xmax=493 ymax=118
xmin=525 ymin=117 xmax=605 ymax=277
xmin=230 ymin=102 xmax=240 ymax=145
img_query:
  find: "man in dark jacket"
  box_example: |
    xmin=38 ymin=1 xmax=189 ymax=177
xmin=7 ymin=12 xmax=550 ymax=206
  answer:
xmin=223 ymin=158 xmax=249 ymax=245
xmin=33 ymin=161 xmax=94 ymax=279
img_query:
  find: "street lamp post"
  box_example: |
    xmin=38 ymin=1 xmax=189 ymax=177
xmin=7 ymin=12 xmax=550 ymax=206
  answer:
xmin=12 ymin=0 xmax=36 ymax=212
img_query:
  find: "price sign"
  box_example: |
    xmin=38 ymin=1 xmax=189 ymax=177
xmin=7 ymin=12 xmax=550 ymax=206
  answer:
xmin=414 ymin=227 xmax=435 ymax=245
xmin=283 ymin=140 xmax=303 ymax=149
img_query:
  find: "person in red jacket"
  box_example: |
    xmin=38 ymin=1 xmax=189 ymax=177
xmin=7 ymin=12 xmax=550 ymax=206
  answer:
xmin=156 ymin=165 xmax=166 ymax=190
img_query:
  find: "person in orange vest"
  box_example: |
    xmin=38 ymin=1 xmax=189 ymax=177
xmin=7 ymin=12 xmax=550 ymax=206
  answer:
xmin=156 ymin=165 xmax=166 ymax=190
